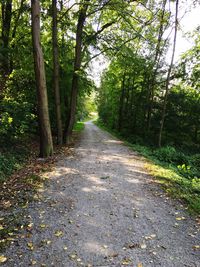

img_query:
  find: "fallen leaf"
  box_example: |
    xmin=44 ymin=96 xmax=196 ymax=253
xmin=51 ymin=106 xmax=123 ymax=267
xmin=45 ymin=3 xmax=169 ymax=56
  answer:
xmin=69 ymin=254 xmax=77 ymax=259
xmin=54 ymin=230 xmax=63 ymax=237
xmin=150 ymin=234 xmax=156 ymax=238
xmin=138 ymin=263 xmax=143 ymax=267
xmin=100 ymin=176 xmax=110 ymax=180
xmin=40 ymin=224 xmax=47 ymax=228
xmin=176 ymin=217 xmax=186 ymax=221
xmin=28 ymin=223 xmax=33 ymax=228
xmin=0 ymin=255 xmax=7 ymax=263
xmin=27 ymin=242 xmax=34 ymax=250
xmin=126 ymin=243 xmax=139 ymax=249
xmin=109 ymin=253 xmax=118 ymax=258
xmin=140 ymin=243 xmax=147 ymax=249
xmin=192 ymin=245 xmax=200 ymax=250
xmin=121 ymin=257 xmax=132 ymax=265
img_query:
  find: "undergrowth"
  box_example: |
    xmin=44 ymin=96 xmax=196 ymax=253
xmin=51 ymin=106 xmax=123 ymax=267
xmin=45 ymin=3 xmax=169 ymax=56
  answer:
xmin=0 ymin=143 xmax=29 ymax=182
xmin=73 ymin=121 xmax=85 ymax=132
xmin=95 ymin=120 xmax=200 ymax=214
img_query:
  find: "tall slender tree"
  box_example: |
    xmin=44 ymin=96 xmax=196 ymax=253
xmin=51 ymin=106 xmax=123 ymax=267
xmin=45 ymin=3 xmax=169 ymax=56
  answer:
xmin=158 ymin=0 xmax=179 ymax=147
xmin=31 ymin=0 xmax=53 ymax=157
xmin=64 ymin=0 xmax=90 ymax=144
xmin=146 ymin=0 xmax=168 ymax=132
xmin=52 ymin=0 xmax=63 ymax=145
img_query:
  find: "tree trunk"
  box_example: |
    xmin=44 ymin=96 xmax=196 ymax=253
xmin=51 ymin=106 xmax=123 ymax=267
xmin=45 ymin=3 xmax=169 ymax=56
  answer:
xmin=10 ymin=0 xmax=25 ymax=73
xmin=31 ymin=0 xmax=53 ymax=157
xmin=0 ymin=0 xmax=12 ymax=97
xmin=52 ymin=0 xmax=63 ymax=145
xmin=146 ymin=0 xmax=167 ymax=131
xmin=118 ymin=73 xmax=126 ymax=132
xmin=158 ymin=0 xmax=179 ymax=147
xmin=64 ymin=0 xmax=89 ymax=144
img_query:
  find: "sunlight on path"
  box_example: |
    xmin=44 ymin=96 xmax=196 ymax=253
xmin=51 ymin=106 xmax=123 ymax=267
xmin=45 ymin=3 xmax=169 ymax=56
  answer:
xmin=1 ymin=122 xmax=200 ymax=267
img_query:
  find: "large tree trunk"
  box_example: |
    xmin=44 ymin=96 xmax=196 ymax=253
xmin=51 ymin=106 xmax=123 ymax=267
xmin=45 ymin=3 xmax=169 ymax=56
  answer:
xmin=64 ymin=0 xmax=89 ymax=144
xmin=158 ymin=0 xmax=179 ymax=147
xmin=0 ymin=0 xmax=12 ymax=97
xmin=31 ymin=0 xmax=53 ymax=157
xmin=52 ymin=0 xmax=63 ymax=145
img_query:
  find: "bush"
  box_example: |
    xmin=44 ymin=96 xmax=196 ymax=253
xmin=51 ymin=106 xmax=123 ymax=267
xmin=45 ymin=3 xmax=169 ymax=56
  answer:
xmin=0 ymin=146 xmax=28 ymax=181
xmin=153 ymin=146 xmax=188 ymax=165
xmin=0 ymin=153 xmax=16 ymax=181
xmin=190 ymin=154 xmax=200 ymax=169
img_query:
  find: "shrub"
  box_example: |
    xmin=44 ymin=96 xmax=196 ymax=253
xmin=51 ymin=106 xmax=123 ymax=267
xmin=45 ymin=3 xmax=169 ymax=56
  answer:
xmin=0 ymin=153 xmax=16 ymax=180
xmin=153 ymin=146 xmax=188 ymax=165
xmin=190 ymin=154 xmax=200 ymax=169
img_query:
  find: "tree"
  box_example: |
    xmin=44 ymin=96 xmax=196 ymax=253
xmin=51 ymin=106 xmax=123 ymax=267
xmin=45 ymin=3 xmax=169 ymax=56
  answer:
xmin=158 ymin=0 xmax=179 ymax=147
xmin=31 ymin=0 xmax=53 ymax=157
xmin=0 ymin=0 xmax=12 ymax=98
xmin=146 ymin=0 xmax=168 ymax=131
xmin=52 ymin=0 xmax=63 ymax=145
xmin=64 ymin=0 xmax=90 ymax=144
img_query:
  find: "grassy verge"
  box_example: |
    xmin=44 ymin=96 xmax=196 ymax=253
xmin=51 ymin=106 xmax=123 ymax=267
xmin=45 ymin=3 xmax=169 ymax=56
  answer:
xmin=73 ymin=121 xmax=85 ymax=132
xmin=94 ymin=120 xmax=200 ymax=215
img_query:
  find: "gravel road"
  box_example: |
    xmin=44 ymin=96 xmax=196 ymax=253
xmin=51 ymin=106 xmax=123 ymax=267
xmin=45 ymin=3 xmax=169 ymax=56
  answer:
xmin=2 ymin=121 xmax=200 ymax=267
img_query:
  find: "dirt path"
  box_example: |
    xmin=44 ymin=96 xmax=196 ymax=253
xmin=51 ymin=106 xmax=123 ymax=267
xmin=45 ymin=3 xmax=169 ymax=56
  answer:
xmin=2 ymin=122 xmax=200 ymax=267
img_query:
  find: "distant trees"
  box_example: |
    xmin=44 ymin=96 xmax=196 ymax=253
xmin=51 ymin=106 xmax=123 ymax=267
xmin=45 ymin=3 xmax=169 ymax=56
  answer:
xmin=98 ymin=0 xmax=200 ymax=148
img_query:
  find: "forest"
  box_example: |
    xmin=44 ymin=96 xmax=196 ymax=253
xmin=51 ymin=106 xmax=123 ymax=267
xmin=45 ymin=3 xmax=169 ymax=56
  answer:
xmin=0 ymin=0 xmax=200 ymax=265
xmin=0 ymin=1 xmax=200 ymax=212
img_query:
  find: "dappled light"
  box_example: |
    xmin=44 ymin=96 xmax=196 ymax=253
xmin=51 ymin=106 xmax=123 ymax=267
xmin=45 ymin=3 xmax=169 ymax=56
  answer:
xmin=1 ymin=0 xmax=200 ymax=266
xmin=1 ymin=121 xmax=200 ymax=266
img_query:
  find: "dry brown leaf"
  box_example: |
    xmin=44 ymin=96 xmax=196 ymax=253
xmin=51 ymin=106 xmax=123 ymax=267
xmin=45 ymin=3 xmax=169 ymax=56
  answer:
xmin=0 ymin=255 xmax=7 ymax=263
xmin=192 ymin=245 xmax=200 ymax=250
xmin=54 ymin=230 xmax=63 ymax=237
xmin=27 ymin=242 xmax=34 ymax=250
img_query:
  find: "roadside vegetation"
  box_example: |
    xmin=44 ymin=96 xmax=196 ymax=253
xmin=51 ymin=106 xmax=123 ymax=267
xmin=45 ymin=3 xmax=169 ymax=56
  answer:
xmin=96 ymin=120 xmax=200 ymax=214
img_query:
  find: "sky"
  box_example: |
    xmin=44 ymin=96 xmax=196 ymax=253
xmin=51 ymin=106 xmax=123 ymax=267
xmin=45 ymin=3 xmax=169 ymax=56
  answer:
xmin=88 ymin=1 xmax=200 ymax=86
xmin=174 ymin=2 xmax=200 ymax=62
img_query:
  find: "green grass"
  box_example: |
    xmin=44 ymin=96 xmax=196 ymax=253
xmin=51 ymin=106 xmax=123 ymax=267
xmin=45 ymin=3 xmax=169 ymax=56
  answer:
xmin=95 ymin=120 xmax=200 ymax=214
xmin=73 ymin=121 xmax=85 ymax=132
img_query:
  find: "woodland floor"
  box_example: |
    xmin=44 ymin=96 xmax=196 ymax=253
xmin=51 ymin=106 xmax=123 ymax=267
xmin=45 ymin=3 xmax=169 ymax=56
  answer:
xmin=1 ymin=121 xmax=200 ymax=267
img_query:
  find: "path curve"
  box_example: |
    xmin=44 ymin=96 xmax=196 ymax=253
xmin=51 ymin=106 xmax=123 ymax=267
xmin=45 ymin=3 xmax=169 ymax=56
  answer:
xmin=3 ymin=122 xmax=200 ymax=266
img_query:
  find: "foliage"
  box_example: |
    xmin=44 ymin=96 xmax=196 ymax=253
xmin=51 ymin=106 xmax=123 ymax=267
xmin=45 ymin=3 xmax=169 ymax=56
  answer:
xmin=73 ymin=121 xmax=85 ymax=132
xmin=0 ymin=144 xmax=29 ymax=181
xmin=96 ymin=119 xmax=200 ymax=213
